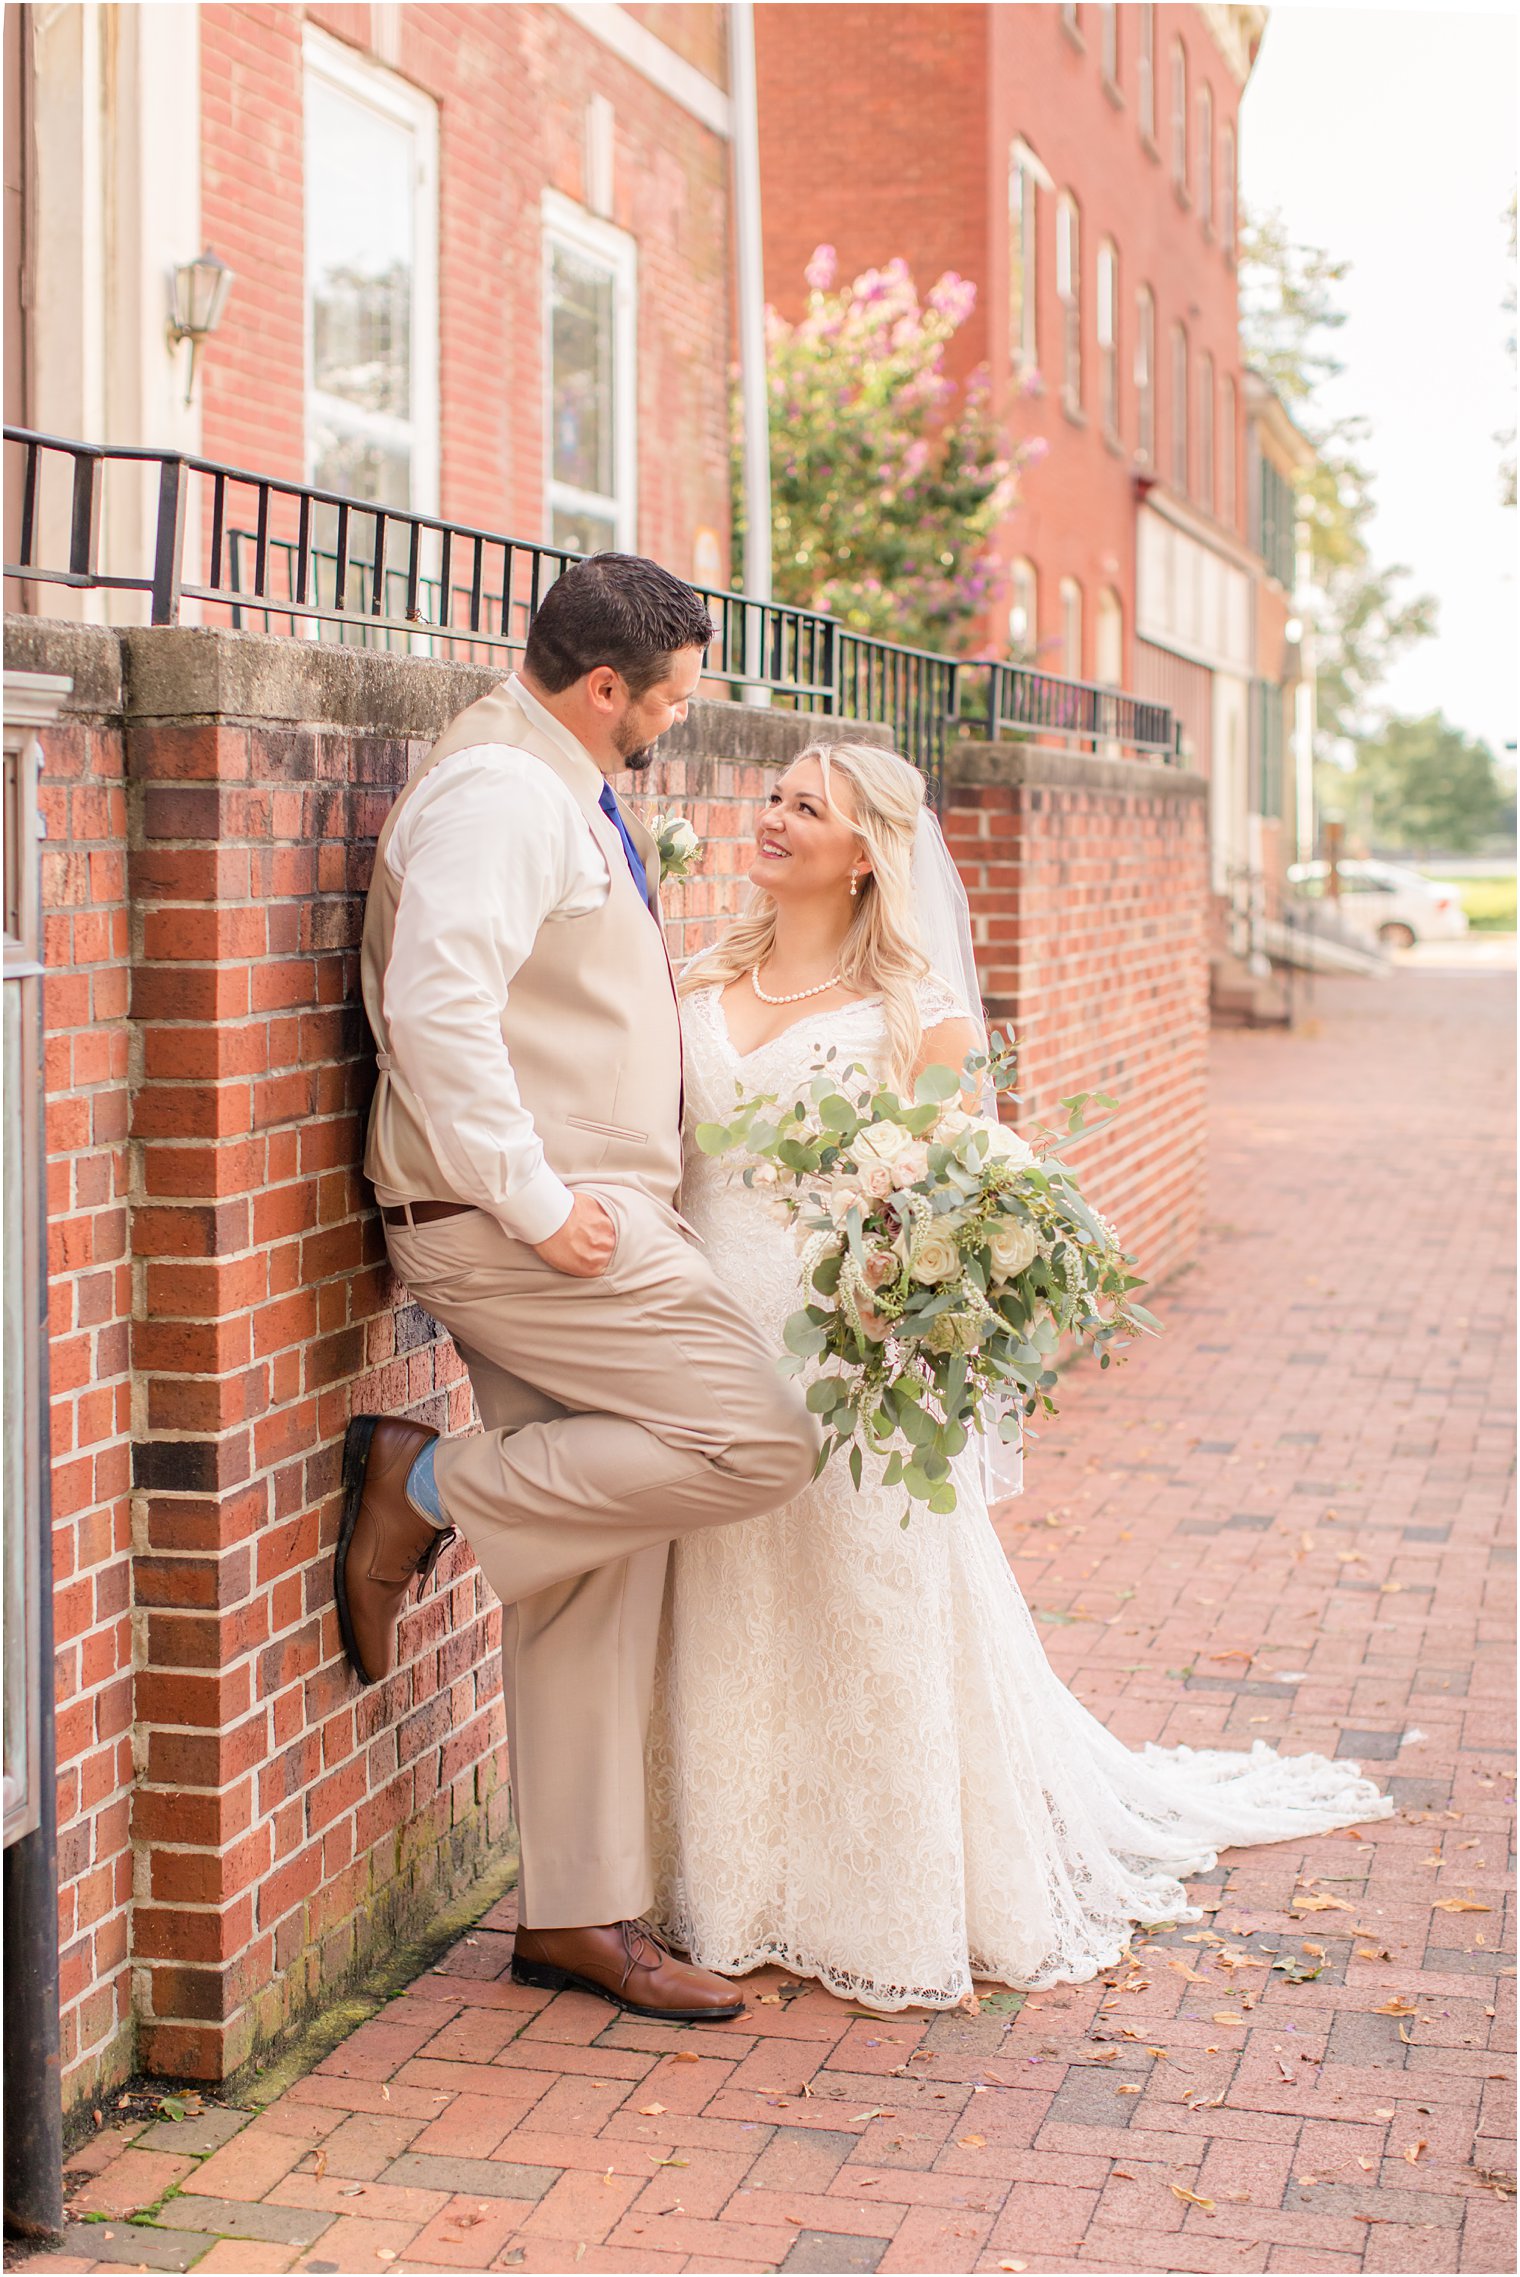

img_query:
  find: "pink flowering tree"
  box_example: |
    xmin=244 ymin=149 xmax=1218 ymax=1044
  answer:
xmin=745 ymin=247 xmax=1032 ymax=654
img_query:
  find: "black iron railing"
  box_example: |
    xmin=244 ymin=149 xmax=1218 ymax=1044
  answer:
xmin=3 ymin=428 xmax=1179 ymax=785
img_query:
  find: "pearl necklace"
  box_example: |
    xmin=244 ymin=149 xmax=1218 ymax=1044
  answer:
xmin=751 ymin=962 xmax=841 ymax=1006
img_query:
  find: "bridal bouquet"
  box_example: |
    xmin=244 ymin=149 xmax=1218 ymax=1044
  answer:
xmin=695 ymin=1036 xmax=1157 ymax=1518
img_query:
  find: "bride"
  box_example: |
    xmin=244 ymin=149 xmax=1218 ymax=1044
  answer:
xmin=647 ymin=739 xmax=1390 ymax=2012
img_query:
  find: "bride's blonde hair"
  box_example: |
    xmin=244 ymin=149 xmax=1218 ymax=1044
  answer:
xmin=679 ymin=739 xmax=931 ymax=1097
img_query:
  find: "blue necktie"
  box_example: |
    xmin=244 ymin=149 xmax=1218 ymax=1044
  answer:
xmin=598 ymin=780 xmax=650 ymax=907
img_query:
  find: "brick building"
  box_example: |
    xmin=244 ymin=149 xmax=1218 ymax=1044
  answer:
xmin=6 ymin=2 xmax=737 ymax=604
xmin=754 ymin=2 xmax=1313 ymax=930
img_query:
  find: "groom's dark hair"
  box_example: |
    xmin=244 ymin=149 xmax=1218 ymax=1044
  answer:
xmin=523 ymin=554 xmax=715 ymax=699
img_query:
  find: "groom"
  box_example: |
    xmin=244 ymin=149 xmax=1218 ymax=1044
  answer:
xmin=337 ymin=554 xmax=818 ymax=2020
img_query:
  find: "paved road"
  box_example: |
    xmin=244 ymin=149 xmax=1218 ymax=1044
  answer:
xmin=28 ymin=966 xmax=1517 ymax=2276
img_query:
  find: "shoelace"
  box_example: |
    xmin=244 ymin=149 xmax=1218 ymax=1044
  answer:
xmin=415 ymin=1526 xmax=457 ymax=1594
xmin=618 ymin=1918 xmax=676 ymax=1988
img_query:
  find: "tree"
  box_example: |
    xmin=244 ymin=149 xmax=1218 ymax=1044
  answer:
xmin=1239 ymin=211 xmax=1437 ymax=750
xmin=1347 ymin=712 xmax=1507 ymax=854
xmin=745 ymin=248 xmax=1034 ymax=654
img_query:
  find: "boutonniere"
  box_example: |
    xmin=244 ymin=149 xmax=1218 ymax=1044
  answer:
xmin=649 ymin=811 xmax=703 ymax=884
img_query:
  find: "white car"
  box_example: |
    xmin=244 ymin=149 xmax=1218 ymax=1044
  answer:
xmin=1286 ymin=860 xmax=1470 ymax=949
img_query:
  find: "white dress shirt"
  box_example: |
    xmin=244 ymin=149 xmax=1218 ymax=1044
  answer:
xmin=382 ymin=675 xmax=615 ymax=1245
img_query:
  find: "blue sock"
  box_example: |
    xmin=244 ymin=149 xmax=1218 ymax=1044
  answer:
xmin=405 ymin=1438 xmax=449 ymax=1528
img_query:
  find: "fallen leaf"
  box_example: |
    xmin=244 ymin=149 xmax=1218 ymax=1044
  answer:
xmin=673 ymin=2051 xmax=700 ymax=2064
xmin=756 ymin=1994 xmax=782 ymax=2005
xmin=1172 ymin=2185 xmax=1215 ymax=2210
xmin=1358 ymin=2157 xmax=1376 ymax=2172
xmin=1374 ymin=2000 xmax=1418 ymax=2015
xmin=638 ymin=2103 xmax=667 ymax=2117
xmin=649 ymin=2157 xmax=687 ymax=2169
xmin=1277 ymin=2060 xmax=1294 ymax=2082
xmin=998 ymin=2263 xmax=1029 ymax=2272
xmin=1116 ymin=2084 xmax=1141 ymax=2095
xmin=339 ymin=2185 xmax=366 ymax=2198
xmin=1404 ymin=2141 xmax=1428 ymax=2165
xmin=957 ymin=2134 xmax=986 ymax=2148
xmin=1433 ymin=1899 xmax=1492 ymax=1912
xmin=1167 ymin=1958 xmax=1214 ymax=1984
xmin=380 ymin=2085 xmax=391 ymax=2101
xmin=312 ymin=2149 xmax=328 ymax=2181
xmin=1374 ymin=2107 xmax=1396 ymax=2119
xmin=850 ymin=2108 xmax=889 ymax=2123
xmin=1210 ymin=1650 xmax=1254 ymax=1663
xmin=1398 ymin=2023 xmax=1414 ymax=2044
xmin=1357 ymin=1945 xmax=1395 ymax=1961
xmin=1293 ymin=1893 xmax=1357 ymax=1914
xmin=1211 ymin=2012 xmax=1243 ymax=2026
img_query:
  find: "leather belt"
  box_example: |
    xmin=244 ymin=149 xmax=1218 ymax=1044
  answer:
xmin=380 ymin=1199 xmax=476 ymax=1228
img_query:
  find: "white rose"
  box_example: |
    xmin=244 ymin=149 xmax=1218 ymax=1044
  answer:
xmin=749 ymin=1160 xmax=779 ymax=1185
xmin=851 ymin=1119 xmax=914 ymax=1171
xmin=827 ymin=1180 xmax=862 ymax=1221
xmin=911 ymin=1226 xmax=960 ymax=1284
xmin=935 ymin=1106 xmax=974 ymax=1141
xmin=665 ymin=816 xmax=700 ymax=857
xmin=895 ymin=1140 xmax=930 ymax=1185
xmin=859 ymin=1160 xmax=897 ymax=1200
xmin=980 ymin=1121 xmax=1035 ymax=1171
xmin=986 ymin=1217 xmax=1040 ymax=1281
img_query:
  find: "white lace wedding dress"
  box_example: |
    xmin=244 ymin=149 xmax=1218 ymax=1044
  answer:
xmin=646 ymin=978 xmax=1392 ymax=2011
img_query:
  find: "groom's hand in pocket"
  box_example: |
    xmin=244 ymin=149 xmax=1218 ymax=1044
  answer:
xmin=532 ymin=1193 xmax=617 ymax=1278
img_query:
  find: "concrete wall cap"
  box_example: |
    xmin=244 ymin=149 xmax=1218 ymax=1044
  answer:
xmin=3 ymin=618 xmax=125 ymax=715
xmin=947 ymin=738 xmax=1208 ymax=800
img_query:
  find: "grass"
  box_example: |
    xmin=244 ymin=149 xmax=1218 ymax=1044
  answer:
xmin=1426 ymin=874 xmax=1517 ymax=932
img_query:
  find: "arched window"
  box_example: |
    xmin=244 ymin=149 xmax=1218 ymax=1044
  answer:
xmin=1197 ymin=350 xmax=1215 ymax=512
xmin=1220 ymin=123 xmax=1237 ymax=256
xmin=1096 ymin=587 xmax=1123 ymax=688
xmin=1008 ymin=558 xmax=1038 ymax=655
xmin=1221 ymin=372 xmax=1237 ymax=525
xmin=1100 ymin=2 xmax=1119 ymax=85
xmin=1008 ymin=141 xmax=1041 ymax=373
xmin=1134 ymin=284 xmax=1155 ymax=464
xmin=1060 ymin=576 xmax=1084 ymax=679
xmin=1197 ymin=84 xmax=1214 ymax=230
xmin=1170 ymin=321 xmax=1188 ymax=492
xmin=1097 ymin=239 xmax=1119 ymax=438
xmin=1170 ymin=39 xmax=1188 ymax=192
xmin=1137 ymin=4 xmax=1156 ymax=142
xmin=1057 ymin=192 xmax=1082 ymax=413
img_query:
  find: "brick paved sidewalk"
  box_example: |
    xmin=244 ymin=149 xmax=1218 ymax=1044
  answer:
xmin=22 ymin=966 xmax=1517 ymax=2277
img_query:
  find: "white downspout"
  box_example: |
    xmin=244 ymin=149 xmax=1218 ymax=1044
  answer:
xmin=728 ymin=0 xmax=772 ymax=702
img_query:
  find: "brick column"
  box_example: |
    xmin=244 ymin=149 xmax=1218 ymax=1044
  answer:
xmin=944 ymin=741 xmax=1211 ymax=1288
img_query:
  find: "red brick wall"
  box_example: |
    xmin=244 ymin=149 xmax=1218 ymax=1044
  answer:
xmin=945 ymin=748 xmax=1211 ymax=1286
xmin=36 ymin=675 xmax=135 ymax=2110
xmin=200 ymin=4 xmax=732 ymax=579
xmin=18 ymin=617 xmax=1209 ymax=2103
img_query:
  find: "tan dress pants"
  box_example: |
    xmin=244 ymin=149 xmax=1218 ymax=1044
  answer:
xmin=382 ymin=1184 xmax=819 ymax=1929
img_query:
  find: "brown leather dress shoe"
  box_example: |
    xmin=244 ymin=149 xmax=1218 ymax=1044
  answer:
xmin=334 ymin=1415 xmax=455 ymax=1684
xmin=511 ymin=1921 xmax=745 ymax=2021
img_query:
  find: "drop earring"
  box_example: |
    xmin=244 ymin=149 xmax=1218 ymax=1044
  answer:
xmin=849 ymin=871 xmax=860 ymax=898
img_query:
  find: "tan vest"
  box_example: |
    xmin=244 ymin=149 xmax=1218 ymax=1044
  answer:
xmin=361 ymin=682 xmax=684 ymax=1214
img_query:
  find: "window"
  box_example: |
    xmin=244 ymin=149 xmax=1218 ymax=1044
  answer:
xmin=1170 ymin=322 xmax=1188 ymax=491
xmin=1197 ymin=352 xmax=1215 ymax=512
xmin=304 ymin=29 xmax=439 ymax=513
xmin=1100 ymin=2 xmax=1119 ymax=85
xmin=544 ymin=190 xmax=637 ymax=553
xmin=1254 ymin=679 xmax=1286 ymax=818
xmin=1096 ymin=586 xmax=1123 ymax=687
xmin=1061 ymin=2 xmax=1082 ymax=41
xmin=1097 ymin=239 xmax=1119 ymax=438
xmin=1056 ymin=192 xmax=1081 ymax=413
xmin=1137 ymin=4 xmax=1156 ymax=141
xmin=1060 ymin=576 xmax=1083 ymax=678
xmin=1221 ymin=373 xmax=1237 ymax=525
xmin=1008 ymin=141 xmax=1042 ymax=374
xmin=1256 ymin=453 xmax=1296 ymax=589
xmin=1197 ymin=84 xmax=1214 ymax=231
xmin=1135 ymin=285 xmax=1155 ymax=464
xmin=1220 ymin=123 xmax=1237 ymax=256
xmin=1008 ymin=557 xmax=1038 ymax=655
xmin=1170 ymin=39 xmax=1189 ymax=193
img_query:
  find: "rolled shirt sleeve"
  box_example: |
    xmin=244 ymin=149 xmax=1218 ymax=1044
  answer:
xmin=381 ymin=747 xmax=607 ymax=1245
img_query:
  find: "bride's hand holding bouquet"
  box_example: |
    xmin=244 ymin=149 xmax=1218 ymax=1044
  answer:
xmin=696 ymin=1032 xmax=1158 ymax=1519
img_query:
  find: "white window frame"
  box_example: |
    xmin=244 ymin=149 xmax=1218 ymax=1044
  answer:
xmin=542 ymin=188 xmax=638 ymax=554
xmin=1135 ymin=284 xmax=1155 ymax=464
xmin=1171 ymin=321 xmax=1189 ymax=492
xmin=1059 ymin=575 xmax=1083 ymax=680
xmin=1221 ymin=372 xmax=1238 ymax=526
xmin=1137 ymin=3 xmax=1155 ymax=141
xmin=1197 ymin=82 xmax=1214 ymax=232
xmin=1100 ymin=3 xmax=1119 ymax=87
xmin=1170 ymin=38 xmax=1189 ymax=193
xmin=1198 ymin=350 xmax=1215 ymax=513
xmin=1008 ymin=556 xmax=1038 ymax=653
xmin=1056 ymin=191 xmax=1081 ymax=414
xmin=1097 ymin=239 xmax=1119 ymax=438
xmin=1009 ymin=137 xmax=1049 ymax=376
xmin=302 ymin=25 xmax=440 ymax=515
xmin=1220 ymin=122 xmax=1237 ymax=257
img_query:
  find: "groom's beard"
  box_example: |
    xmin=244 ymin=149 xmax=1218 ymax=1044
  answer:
xmin=612 ymin=714 xmax=657 ymax=773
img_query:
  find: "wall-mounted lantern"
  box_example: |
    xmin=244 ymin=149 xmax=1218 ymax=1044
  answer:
xmin=167 ymin=250 xmax=234 ymax=406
